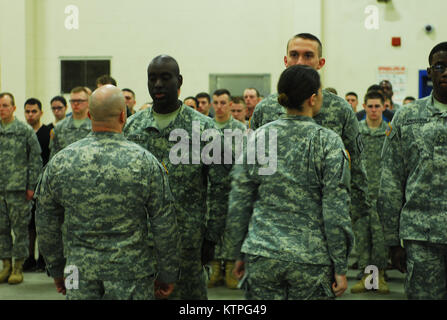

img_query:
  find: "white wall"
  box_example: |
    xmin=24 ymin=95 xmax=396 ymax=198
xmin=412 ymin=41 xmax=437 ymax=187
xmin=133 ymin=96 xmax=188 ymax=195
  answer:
xmin=20 ymin=0 xmax=322 ymax=124
xmin=322 ymin=0 xmax=446 ymax=105
xmin=1 ymin=0 xmax=446 ymax=124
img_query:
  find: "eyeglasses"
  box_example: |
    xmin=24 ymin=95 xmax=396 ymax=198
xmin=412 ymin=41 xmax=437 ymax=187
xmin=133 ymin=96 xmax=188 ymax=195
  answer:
xmin=431 ymin=63 xmax=447 ymax=73
xmin=124 ymin=96 xmax=132 ymax=100
xmin=51 ymin=106 xmax=64 ymax=111
xmin=69 ymin=99 xmax=88 ymax=104
xmin=25 ymin=110 xmax=39 ymax=114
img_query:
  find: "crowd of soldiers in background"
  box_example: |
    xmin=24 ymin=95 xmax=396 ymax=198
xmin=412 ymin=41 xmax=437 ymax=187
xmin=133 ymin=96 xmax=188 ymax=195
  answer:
xmin=0 ymin=73 xmax=413 ymax=284
xmin=1 ymin=34 xmax=446 ymax=301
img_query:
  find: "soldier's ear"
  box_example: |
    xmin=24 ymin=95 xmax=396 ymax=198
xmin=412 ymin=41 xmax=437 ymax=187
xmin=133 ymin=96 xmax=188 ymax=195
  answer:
xmin=87 ymin=111 xmax=92 ymax=120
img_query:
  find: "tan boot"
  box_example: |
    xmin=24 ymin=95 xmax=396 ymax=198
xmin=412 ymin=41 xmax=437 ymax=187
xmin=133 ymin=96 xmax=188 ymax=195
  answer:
xmin=0 ymin=259 xmax=12 ymax=283
xmin=207 ymin=260 xmax=223 ymax=288
xmin=377 ymin=270 xmax=390 ymax=294
xmin=350 ymin=274 xmax=368 ymax=293
xmin=225 ymin=260 xmax=239 ymax=289
xmin=8 ymin=259 xmax=24 ymax=285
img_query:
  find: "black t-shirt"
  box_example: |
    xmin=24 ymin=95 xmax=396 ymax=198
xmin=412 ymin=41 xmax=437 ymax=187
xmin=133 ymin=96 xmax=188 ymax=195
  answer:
xmin=36 ymin=124 xmax=52 ymax=166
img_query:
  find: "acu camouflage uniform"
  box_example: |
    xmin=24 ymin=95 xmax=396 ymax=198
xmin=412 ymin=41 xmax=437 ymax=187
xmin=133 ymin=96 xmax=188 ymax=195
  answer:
xmin=355 ymin=120 xmax=388 ymax=271
xmin=0 ymin=118 xmax=42 ymax=260
xmin=35 ymin=132 xmax=180 ymax=300
xmin=49 ymin=116 xmax=91 ymax=159
xmin=223 ymin=115 xmax=354 ymax=300
xmin=212 ymin=116 xmax=247 ymax=260
xmin=124 ymin=104 xmax=231 ymax=300
xmin=378 ymin=93 xmax=447 ymax=299
xmin=251 ymin=90 xmax=371 ymax=264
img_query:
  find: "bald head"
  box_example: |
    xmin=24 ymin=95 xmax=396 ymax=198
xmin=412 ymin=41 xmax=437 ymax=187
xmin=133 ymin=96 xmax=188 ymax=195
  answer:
xmin=90 ymin=85 xmax=126 ymax=122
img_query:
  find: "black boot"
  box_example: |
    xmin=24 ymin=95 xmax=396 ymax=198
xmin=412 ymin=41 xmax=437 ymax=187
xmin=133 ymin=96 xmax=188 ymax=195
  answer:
xmin=22 ymin=256 xmax=37 ymax=271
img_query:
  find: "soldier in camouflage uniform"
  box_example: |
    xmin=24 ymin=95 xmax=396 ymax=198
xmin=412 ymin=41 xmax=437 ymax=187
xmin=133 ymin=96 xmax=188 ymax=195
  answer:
xmin=0 ymin=92 xmax=42 ymax=285
xmin=35 ymin=85 xmax=180 ymax=300
xmin=378 ymin=42 xmax=447 ymax=300
xmin=124 ymin=55 xmax=231 ymax=300
xmin=208 ymin=89 xmax=246 ymax=289
xmin=49 ymin=86 xmax=92 ymax=159
xmin=250 ymin=33 xmax=370 ymax=233
xmin=351 ymin=91 xmax=389 ymax=294
xmin=224 ymin=65 xmax=353 ymax=300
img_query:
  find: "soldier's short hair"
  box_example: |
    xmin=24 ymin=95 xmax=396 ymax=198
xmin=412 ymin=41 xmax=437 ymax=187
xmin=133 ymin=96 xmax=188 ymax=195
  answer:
xmin=0 ymin=92 xmax=15 ymax=106
xmin=70 ymin=86 xmax=90 ymax=97
xmin=244 ymin=88 xmax=260 ymax=98
xmin=287 ymin=33 xmax=323 ymax=57
xmin=232 ymin=96 xmax=246 ymax=107
xmin=122 ymin=88 xmax=135 ymax=98
xmin=213 ymin=89 xmax=232 ymax=100
xmin=50 ymin=96 xmax=67 ymax=107
xmin=24 ymin=98 xmax=42 ymax=111
xmin=345 ymin=92 xmax=358 ymax=99
xmin=196 ymin=92 xmax=210 ymax=103
xmin=96 ymin=74 xmax=117 ymax=87
xmin=364 ymin=91 xmax=385 ymax=104
xmin=429 ymin=42 xmax=447 ymax=65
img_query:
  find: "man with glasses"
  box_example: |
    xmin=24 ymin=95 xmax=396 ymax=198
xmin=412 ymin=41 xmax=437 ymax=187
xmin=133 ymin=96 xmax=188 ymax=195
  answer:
xmin=49 ymin=87 xmax=91 ymax=159
xmin=378 ymin=42 xmax=447 ymax=299
xmin=0 ymin=92 xmax=42 ymax=285
xmin=49 ymin=96 xmax=68 ymax=129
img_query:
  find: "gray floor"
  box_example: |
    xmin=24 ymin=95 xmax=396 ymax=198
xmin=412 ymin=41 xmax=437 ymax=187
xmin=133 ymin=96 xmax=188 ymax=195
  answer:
xmin=0 ymin=263 xmax=406 ymax=300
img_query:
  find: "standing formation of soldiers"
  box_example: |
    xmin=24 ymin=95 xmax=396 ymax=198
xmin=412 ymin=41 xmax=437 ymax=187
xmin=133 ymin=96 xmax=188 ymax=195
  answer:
xmin=1 ymin=33 xmax=447 ymax=301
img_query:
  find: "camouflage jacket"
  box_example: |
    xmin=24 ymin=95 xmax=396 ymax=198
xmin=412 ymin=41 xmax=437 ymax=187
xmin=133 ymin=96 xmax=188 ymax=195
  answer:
xmin=224 ymin=115 xmax=354 ymax=275
xmin=35 ymin=132 xmax=180 ymax=282
xmin=250 ymin=90 xmax=370 ymax=222
xmin=378 ymin=93 xmax=447 ymax=246
xmin=124 ymin=104 xmax=231 ymax=248
xmin=0 ymin=118 xmax=42 ymax=192
xmin=49 ymin=116 xmax=92 ymax=159
xmin=358 ymin=120 xmax=388 ymax=202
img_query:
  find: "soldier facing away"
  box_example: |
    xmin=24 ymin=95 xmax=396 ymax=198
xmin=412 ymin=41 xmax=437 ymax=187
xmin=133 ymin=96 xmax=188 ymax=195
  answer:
xmin=223 ymin=65 xmax=354 ymax=300
xmin=35 ymin=85 xmax=180 ymax=300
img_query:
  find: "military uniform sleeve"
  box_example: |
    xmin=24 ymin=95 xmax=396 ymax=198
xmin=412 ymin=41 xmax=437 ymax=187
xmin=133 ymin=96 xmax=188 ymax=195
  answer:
xmin=27 ymin=129 xmax=42 ymax=190
xmin=341 ymin=107 xmax=371 ymax=222
xmin=223 ymin=159 xmax=258 ymax=260
xmin=377 ymin=116 xmax=405 ymax=247
xmin=204 ymin=128 xmax=232 ymax=244
xmin=145 ymin=156 xmax=180 ymax=284
xmin=35 ymin=162 xmax=66 ymax=278
xmin=249 ymin=104 xmax=262 ymax=131
xmin=320 ymin=134 xmax=354 ymax=275
xmin=49 ymin=127 xmax=58 ymax=160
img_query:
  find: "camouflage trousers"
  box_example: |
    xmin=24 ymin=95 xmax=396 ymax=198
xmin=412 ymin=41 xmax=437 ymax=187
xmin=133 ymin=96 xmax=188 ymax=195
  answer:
xmin=0 ymin=192 xmax=32 ymax=260
xmin=164 ymin=247 xmax=207 ymax=300
xmin=66 ymin=276 xmax=155 ymax=300
xmin=354 ymin=205 xmax=388 ymax=270
xmin=404 ymin=240 xmax=447 ymax=300
xmin=243 ymin=254 xmax=336 ymax=300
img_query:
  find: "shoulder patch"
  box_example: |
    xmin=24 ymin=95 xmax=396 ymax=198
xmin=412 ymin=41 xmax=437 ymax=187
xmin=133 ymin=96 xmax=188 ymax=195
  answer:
xmin=50 ymin=128 xmax=55 ymax=140
xmin=385 ymin=122 xmax=392 ymax=137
